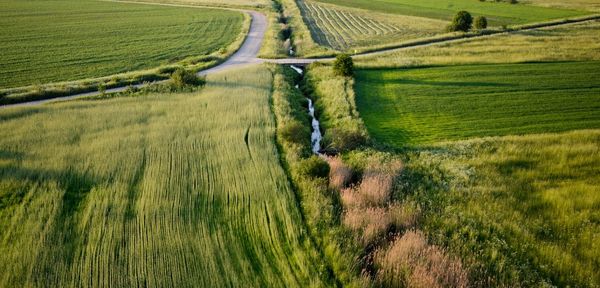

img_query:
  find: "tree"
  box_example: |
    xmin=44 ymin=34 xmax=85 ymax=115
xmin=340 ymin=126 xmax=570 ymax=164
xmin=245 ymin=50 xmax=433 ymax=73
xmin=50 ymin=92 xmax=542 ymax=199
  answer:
xmin=333 ymin=54 xmax=354 ymax=77
xmin=474 ymin=16 xmax=488 ymax=30
xmin=447 ymin=11 xmax=473 ymax=32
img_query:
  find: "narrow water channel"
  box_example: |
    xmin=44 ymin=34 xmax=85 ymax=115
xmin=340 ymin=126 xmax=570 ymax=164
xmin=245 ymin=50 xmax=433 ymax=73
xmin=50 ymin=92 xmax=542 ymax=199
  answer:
xmin=290 ymin=65 xmax=321 ymax=154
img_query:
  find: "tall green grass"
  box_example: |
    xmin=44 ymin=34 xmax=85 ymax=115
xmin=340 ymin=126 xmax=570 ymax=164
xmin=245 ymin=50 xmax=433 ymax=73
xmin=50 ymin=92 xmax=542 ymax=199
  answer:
xmin=0 ymin=0 xmax=243 ymax=89
xmin=355 ymin=61 xmax=600 ymax=147
xmin=0 ymin=65 xmax=326 ymax=287
xmin=400 ymin=130 xmax=600 ymax=286
xmin=312 ymin=0 xmax=586 ymax=26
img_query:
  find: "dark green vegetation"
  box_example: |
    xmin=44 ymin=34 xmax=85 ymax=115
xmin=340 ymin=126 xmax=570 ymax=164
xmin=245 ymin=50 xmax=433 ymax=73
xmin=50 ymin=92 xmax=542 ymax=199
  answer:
xmin=0 ymin=66 xmax=326 ymax=287
xmin=0 ymin=0 xmax=243 ymax=89
xmin=402 ymin=130 xmax=600 ymax=286
xmin=447 ymin=10 xmax=473 ymax=32
xmin=312 ymin=0 xmax=585 ymax=25
xmin=333 ymin=54 xmax=354 ymax=77
xmin=355 ymin=61 xmax=600 ymax=147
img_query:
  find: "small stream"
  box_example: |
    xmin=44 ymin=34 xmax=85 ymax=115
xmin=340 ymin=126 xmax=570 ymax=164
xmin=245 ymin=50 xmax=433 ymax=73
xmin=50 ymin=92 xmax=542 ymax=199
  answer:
xmin=290 ymin=65 xmax=321 ymax=154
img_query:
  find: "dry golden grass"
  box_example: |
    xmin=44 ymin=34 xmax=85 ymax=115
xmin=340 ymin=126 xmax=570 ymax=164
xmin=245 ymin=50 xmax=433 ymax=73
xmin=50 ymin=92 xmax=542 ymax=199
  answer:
xmin=344 ymin=204 xmax=419 ymax=245
xmin=356 ymin=20 xmax=600 ymax=67
xmin=327 ymin=156 xmax=353 ymax=190
xmin=375 ymin=230 xmax=469 ymax=288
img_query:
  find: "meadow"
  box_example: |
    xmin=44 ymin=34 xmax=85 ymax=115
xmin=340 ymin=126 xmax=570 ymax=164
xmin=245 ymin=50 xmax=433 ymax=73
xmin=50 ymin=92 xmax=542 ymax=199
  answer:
xmin=355 ymin=20 xmax=600 ymax=67
xmin=0 ymin=0 xmax=243 ymax=89
xmin=297 ymin=1 xmax=445 ymax=51
xmin=311 ymin=0 xmax=585 ymax=26
xmin=0 ymin=66 xmax=327 ymax=287
xmin=401 ymin=130 xmax=600 ymax=286
xmin=354 ymin=61 xmax=600 ymax=147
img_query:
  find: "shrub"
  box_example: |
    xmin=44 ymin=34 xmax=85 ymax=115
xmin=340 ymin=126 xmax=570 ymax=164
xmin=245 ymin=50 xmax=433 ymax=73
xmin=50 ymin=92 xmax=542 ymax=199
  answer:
xmin=447 ymin=11 xmax=473 ymax=32
xmin=171 ymin=68 xmax=205 ymax=88
xmin=280 ymin=120 xmax=310 ymax=145
xmin=298 ymin=155 xmax=330 ymax=178
xmin=333 ymin=54 xmax=354 ymax=77
xmin=474 ymin=16 xmax=488 ymax=30
xmin=326 ymin=127 xmax=368 ymax=152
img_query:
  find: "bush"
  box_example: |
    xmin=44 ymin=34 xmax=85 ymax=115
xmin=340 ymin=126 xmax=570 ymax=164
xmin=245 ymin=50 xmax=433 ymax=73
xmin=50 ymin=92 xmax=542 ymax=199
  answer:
xmin=333 ymin=54 xmax=354 ymax=77
xmin=326 ymin=127 xmax=368 ymax=152
xmin=447 ymin=11 xmax=473 ymax=32
xmin=474 ymin=16 xmax=488 ymax=30
xmin=280 ymin=120 xmax=310 ymax=145
xmin=171 ymin=68 xmax=205 ymax=88
xmin=298 ymin=155 xmax=330 ymax=178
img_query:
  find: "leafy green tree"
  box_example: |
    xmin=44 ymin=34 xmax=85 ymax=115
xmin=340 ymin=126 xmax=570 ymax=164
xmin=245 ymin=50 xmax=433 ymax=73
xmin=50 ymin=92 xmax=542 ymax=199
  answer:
xmin=447 ymin=11 xmax=473 ymax=32
xmin=333 ymin=54 xmax=354 ymax=77
xmin=474 ymin=16 xmax=488 ymax=30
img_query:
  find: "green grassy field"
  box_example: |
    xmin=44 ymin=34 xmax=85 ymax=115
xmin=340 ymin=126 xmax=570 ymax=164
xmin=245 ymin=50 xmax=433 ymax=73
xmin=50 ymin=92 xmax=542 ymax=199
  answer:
xmin=0 ymin=66 xmax=326 ymax=287
xmin=402 ymin=130 xmax=600 ymax=286
xmin=0 ymin=0 xmax=243 ymax=89
xmin=298 ymin=1 xmax=445 ymax=51
xmin=354 ymin=61 xmax=600 ymax=147
xmin=312 ymin=0 xmax=585 ymax=26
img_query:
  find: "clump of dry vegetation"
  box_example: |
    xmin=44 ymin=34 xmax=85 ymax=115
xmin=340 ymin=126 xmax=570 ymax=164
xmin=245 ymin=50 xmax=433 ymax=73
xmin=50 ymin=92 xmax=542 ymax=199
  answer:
xmin=375 ymin=230 xmax=469 ymax=288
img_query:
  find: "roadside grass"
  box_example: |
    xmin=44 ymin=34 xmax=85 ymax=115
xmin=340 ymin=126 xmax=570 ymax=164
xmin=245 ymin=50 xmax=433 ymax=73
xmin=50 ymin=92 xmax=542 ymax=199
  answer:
xmin=311 ymin=0 xmax=586 ymax=26
xmin=354 ymin=61 xmax=600 ymax=147
xmin=297 ymin=1 xmax=445 ymax=51
xmin=0 ymin=65 xmax=326 ymax=287
xmin=355 ymin=19 xmax=600 ymax=67
xmin=401 ymin=130 xmax=600 ymax=287
xmin=0 ymin=0 xmax=243 ymax=89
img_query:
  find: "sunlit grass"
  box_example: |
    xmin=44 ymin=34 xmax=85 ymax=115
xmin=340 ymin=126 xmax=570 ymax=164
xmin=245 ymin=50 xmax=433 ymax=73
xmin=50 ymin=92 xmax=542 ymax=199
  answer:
xmin=0 ymin=65 xmax=325 ymax=287
xmin=401 ymin=130 xmax=600 ymax=286
xmin=355 ymin=20 xmax=600 ymax=67
xmin=355 ymin=61 xmax=600 ymax=147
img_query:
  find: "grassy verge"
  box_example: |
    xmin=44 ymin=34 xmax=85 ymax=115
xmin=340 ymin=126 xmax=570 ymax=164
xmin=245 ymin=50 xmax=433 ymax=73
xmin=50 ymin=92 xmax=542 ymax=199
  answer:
xmin=354 ymin=61 xmax=600 ymax=147
xmin=0 ymin=65 xmax=327 ymax=287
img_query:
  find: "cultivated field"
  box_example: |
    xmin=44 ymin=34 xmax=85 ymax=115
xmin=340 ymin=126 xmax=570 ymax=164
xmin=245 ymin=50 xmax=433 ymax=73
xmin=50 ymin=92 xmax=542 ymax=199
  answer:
xmin=355 ymin=20 xmax=600 ymax=67
xmin=311 ymin=0 xmax=585 ymax=26
xmin=0 ymin=66 xmax=325 ymax=287
xmin=354 ymin=61 xmax=600 ymax=146
xmin=297 ymin=1 xmax=445 ymax=51
xmin=402 ymin=130 xmax=600 ymax=286
xmin=0 ymin=0 xmax=243 ymax=89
